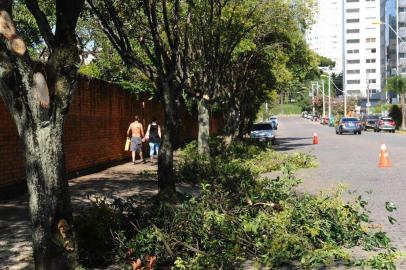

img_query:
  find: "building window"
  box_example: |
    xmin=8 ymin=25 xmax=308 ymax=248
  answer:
xmin=346 ymin=0 xmax=359 ymax=2
xmin=347 ymin=59 xmax=360 ymax=64
xmin=366 ymin=59 xmax=376 ymax=63
xmin=368 ymin=79 xmax=377 ymax=83
xmin=346 ymin=8 xmax=360 ymax=13
xmin=366 ymin=69 xmax=376 ymax=73
xmin=347 ymin=29 xmax=360 ymax=34
xmin=370 ymin=48 xmax=376 ymax=53
xmin=347 ymin=49 xmax=360 ymax=54
xmin=366 ymin=38 xmax=376 ymax=43
xmin=347 ymin=39 xmax=360 ymax=44
xmin=347 ymin=80 xmax=360 ymax=84
xmin=370 ymin=89 xmax=378 ymax=94
xmin=347 ymin=69 xmax=360 ymax=74
xmin=347 ymin=19 xmax=360 ymax=23
xmin=348 ymin=90 xmax=361 ymax=95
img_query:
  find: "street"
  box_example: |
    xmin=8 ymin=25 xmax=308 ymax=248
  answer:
xmin=273 ymin=116 xmax=406 ymax=250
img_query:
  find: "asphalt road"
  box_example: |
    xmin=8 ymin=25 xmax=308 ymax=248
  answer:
xmin=272 ymin=116 xmax=406 ymax=250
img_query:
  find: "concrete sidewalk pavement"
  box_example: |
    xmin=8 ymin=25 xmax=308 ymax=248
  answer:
xmin=0 ymin=160 xmax=183 ymax=270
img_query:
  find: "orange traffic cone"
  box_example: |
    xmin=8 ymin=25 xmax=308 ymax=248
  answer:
xmin=313 ymin=132 xmax=319 ymax=145
xmin=378 ymin=144 xmax=391 ymax=168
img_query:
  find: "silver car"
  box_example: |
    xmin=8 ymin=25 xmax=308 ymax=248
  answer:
xmin=250 ymin=122 xmax=276 ymax=143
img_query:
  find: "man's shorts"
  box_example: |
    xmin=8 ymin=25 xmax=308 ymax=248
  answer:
xmin=130 ymin=137 xmax=142 ymax=152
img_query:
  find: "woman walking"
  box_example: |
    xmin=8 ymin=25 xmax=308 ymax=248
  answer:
xmin=145 ymin=118 xmax=161 ymax=163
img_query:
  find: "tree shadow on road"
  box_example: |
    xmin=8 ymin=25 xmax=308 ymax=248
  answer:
xmin=274 ymin=137 xmax=314 ymax=152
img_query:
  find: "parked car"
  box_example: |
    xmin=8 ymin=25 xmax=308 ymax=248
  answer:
xmin=250 ymin=122 xmax=276 ymax=143
xmin=269 ymin=116 xmax=278 ymax=130
xmin=335 ymin=117 xmax=362 ymax=135
xmin=306 ymin=113 xmax=313 ymax=119
xmin=302 ymin=111 xmax=308 ymax=118
xmin=374 ymin=117 xmax=396 ymax=133
xmin=360 ymin=115 xmax=379 ymax=131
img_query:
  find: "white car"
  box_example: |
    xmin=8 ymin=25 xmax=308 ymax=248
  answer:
xmin=250 ymin=122 xmax=276 ymax=144
xmin=269 ymin=116 xmax=278 ymax=130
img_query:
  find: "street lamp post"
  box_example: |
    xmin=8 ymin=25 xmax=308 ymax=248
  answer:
xmin=373 ymin=19 xmax=406 ymax=101
xmin=322 ymin=79 xmax=325 ymax=117
xmin=328 ymin=73 xmax=331 ymax=118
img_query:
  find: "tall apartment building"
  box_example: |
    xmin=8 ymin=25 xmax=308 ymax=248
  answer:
xmin=306 ymin=0 xmax=343 ymax=73
xmin=386 ymin=0 xmax=406 ymax=78
xmin=343 ymin=0 xmax=385 ymax=99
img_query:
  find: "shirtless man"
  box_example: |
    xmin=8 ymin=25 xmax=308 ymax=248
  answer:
xmin=127 ymin=115 xmax=144 ymax=164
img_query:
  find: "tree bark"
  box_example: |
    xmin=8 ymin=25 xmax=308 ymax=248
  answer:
xmin=197 ymin=99 xmax=210 ymax=157
xmin=0 ymin=1 xmax=83 ymax=268
xmin=401 ymin=93 xmax=406 ymax=131
xmin=22 ymin=122 xmax=77 ymax=270
xmin=157 ymin=82 xmax=177 ymax=200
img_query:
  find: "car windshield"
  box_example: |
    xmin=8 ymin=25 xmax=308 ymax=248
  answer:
xmin=382 ymin=118 xmax=393 ymax=121
xmin=342 ymin=118 xmax=358 ymax=122
xmin=252 ymin=124 xmax=273 ymax=131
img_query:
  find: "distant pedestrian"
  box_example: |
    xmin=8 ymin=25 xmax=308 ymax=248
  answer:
xmin=145 ymin=118 xmax=161 ymax=163
xmin=127 ymin=115 xmax=145 ymax=164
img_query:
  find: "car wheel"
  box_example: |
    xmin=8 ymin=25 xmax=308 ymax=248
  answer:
xmin=353 ymin=132 xmax=357 ymax=135
xmin=359 ymin=131 xmax=362 ymax=135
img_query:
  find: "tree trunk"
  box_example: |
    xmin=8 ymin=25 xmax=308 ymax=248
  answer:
xmin=22 ymin=122 xmax=77 ymax=270
xmin=197 ymin=99 xmax=210 ymax=157
xmin=157 ymin=82 xmax=177 ymax=200
xmin=401 ymin=93 xmax=406 ymax=131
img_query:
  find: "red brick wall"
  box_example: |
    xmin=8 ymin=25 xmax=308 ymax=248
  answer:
xmin=0 ymin=76 xmax=222 ymax=192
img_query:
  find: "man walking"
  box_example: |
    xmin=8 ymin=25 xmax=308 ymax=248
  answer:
xmin=127 ymin=115 xmax=145 ymax=164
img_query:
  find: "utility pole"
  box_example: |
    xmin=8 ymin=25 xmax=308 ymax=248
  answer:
xmin=322 ymin=78 xmax=325 ymax=118
xmin=366 ymin=73 xmax=370 ymax=115
xmin=311 ymin=83 xmax=315 ymax=116
xmin=328 ymin=73 xmax=331 ymax=119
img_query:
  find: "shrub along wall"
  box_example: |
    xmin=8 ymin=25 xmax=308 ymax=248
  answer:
xmin=0 ymin=75 xmax=222 ymax=198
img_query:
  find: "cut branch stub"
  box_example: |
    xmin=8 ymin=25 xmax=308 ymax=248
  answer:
xmin=0 ymin=10 xmax=27 ymax=56
xmin=33 ymin=72 xmax=50 ymax=108
xmin=0 ymin=10 xmax=16 ymax=39
xmin=10 ymin=36 xmax=26 ymax=55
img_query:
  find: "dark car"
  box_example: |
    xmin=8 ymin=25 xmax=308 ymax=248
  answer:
xmin=250 ymin=122 xmax=276 ymax=143
xmin=360 ymin=115 xmax=379 ymax=131
xmin=374 ymin=117 xmax=396 ymax=133
xmin=335 ymin=117 xmax=362 ymax=135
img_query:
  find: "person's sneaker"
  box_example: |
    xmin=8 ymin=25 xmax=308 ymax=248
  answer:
xmin=133 ymin=161 xmax=136 ymax=165
xmin=143 ymin=159 xmax=147 ymax=164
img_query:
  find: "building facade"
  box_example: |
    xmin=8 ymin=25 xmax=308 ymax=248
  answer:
xmin=343 ymin=0 xmax=386 ymax=100
xmin=386 ymin=0 xmax=406 ymax=77
xmin=306 ymin=0 xmax=343 ymax=74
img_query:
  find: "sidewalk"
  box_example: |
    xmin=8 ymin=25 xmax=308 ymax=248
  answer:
xmin=0 ymin=161 xmax=196 ymax=270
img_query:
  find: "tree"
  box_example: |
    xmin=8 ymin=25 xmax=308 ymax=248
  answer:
xmin=187 ymin=0 xmax=265 ymax=155
xmin=0 ymin=0 xmax=84 ymax=268
xmin=86 ymin=0 xmax=190 ymax=200
xmin=219 ymin=0 xmax=319 ymax=138
xmin=387 ymin=75 xmax=406 ymax=130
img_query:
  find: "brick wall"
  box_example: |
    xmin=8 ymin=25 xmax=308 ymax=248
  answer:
xmin=0 ymin=76 xmax=222 ymax=195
